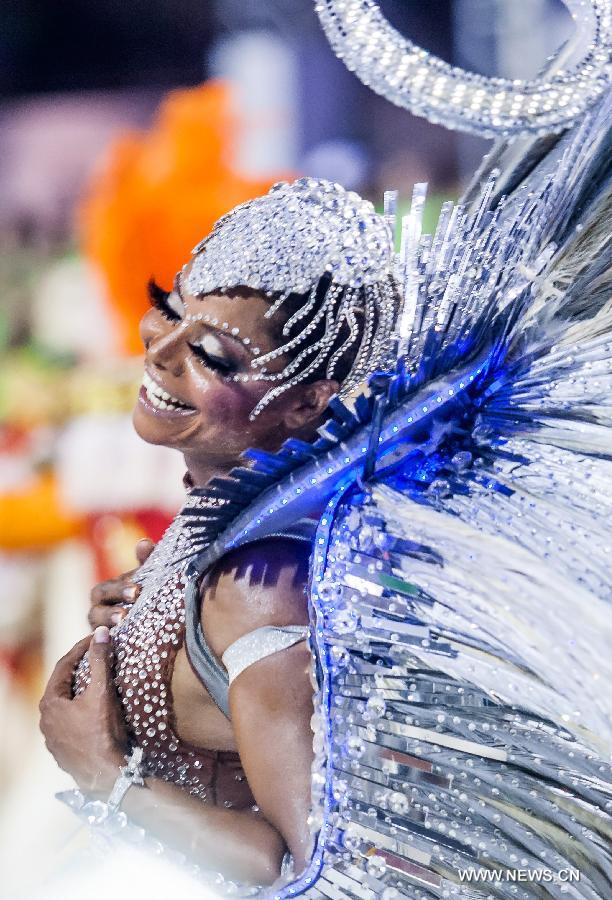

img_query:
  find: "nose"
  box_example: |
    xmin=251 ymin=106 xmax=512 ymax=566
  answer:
xmin=146 ymin=322 xmax=189 ymax=378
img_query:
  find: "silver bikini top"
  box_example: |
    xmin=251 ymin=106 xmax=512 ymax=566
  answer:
xmin=183 ymin=518 xmax=316 ymax=718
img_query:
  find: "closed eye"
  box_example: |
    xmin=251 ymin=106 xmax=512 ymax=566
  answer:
xmin=188 ymin=337 xmax=238 ymax=377
xmin=147 ymin=279 xmax=185 ymax=322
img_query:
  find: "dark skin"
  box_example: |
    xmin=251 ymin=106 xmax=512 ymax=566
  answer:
xmin=86 ymin=538 xmax=154 ymax=629
xmin=39 ymin=263 xmax=339 ymax=885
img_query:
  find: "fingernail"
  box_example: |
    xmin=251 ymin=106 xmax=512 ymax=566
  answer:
xmin=123 ymin=586 xmax=137 ymax=600
xmin=94 ymin=625 xmax=110 ymax=644
xmin=111 ymin=612 xmax=123 ymax=625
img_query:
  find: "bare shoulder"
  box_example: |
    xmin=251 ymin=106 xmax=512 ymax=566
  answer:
xmin=200 ymin=538 xmax=311 ymax=658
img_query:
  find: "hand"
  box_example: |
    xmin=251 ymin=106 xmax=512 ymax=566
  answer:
xmin=88 ymin=538 xmax=154 ymax=629
xmin=39 ymin=627 xmax=129 ymax=796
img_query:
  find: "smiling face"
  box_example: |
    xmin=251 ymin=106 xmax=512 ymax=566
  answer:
xmin=133 ymin=263 xmax=339 ymax=479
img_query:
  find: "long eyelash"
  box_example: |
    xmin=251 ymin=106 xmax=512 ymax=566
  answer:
xmin=188 ymin=342 xmax=237 ymax=377
xmin=146 ymin=281 xmax=236 ymax=378
xmin=147 ymin=278 xmax=180 ymax=322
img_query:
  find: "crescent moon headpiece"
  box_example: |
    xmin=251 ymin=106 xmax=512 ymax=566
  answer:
xmin=315 ymin=0 xmax=610 ymax=138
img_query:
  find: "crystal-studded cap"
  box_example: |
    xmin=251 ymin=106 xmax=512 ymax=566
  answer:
xmin=187 ymin=178 xmax=394 ymax=297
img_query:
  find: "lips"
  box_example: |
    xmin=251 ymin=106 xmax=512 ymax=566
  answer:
xmin=140 ymin=371 xmax=196 ymax=414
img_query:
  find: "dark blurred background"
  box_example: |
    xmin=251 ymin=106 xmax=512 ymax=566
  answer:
xmin=0 ymin=0 xmax=572 ymax=239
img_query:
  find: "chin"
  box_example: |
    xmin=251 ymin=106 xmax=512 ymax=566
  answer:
xmin=132 ymin=403 xmax=181 ymax=448
xmin=133 ymin=406 xmax=163 ymax=445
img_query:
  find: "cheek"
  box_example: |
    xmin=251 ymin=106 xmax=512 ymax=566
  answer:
xmin=195 ymin=378 xmax=261 ymax=433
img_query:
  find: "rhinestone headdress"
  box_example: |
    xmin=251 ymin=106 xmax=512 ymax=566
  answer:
xmin=187 ymin=178 xmax=398 ymax=418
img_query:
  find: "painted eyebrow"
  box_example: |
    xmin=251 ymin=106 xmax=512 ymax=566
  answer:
xmin=175 ymin=274 xmax=254 ymax=355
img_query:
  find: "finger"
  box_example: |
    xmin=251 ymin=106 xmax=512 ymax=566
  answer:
xmin=90 ymin=576 xmax=137 ymax=607
xmin=121 ymin=583 xmax=139 ymax=604
xmin=90 ymin=580 xmax=114 ymax=605
xmin=88 ymin=604 xmax=126 ymax=630
xmin=88 ymin=626 xmax=114 ymax=694
xmin=135 ymin=538 xmax=155 ymax=565
xmin=42 ymin=635 xmax=92 ymax=701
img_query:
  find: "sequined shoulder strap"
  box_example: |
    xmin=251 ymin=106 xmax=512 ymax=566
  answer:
xmin=222 ymin=624 xmax=309 ymax=685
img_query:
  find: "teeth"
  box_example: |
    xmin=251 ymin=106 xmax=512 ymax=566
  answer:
xmin=142 ymin=372 xmax=192 ymax=411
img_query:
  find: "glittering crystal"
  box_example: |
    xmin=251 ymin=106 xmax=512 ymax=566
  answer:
xmin=81 ymin=801 xmax=109 ymax=826
xmin=366 ymin=854 xmax=387 ymax=877
xmin=365 ymin=695 xmax=387 ymax=719
xmin=315 ymin=1 xmax=609 ymax=138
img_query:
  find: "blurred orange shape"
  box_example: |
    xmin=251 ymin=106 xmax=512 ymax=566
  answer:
xmin=80 ymin=81 xmax=280 ymax=354
xmin=0 ymin=471 xmax=83 ymax=551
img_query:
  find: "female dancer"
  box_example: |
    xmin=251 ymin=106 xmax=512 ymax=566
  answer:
xmin=39 ymin=178 xmax=397 ymax=889
xmin=39 ymin=0 xmax=612 ymax=893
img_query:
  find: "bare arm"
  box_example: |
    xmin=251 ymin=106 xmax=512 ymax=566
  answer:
xmin=203 ymin=538 xmax=315 ymax=874
xmin=119 ymin=772 xmax=286 ymax=883
xmin=229 ymin=643 xmax=315 ymax=874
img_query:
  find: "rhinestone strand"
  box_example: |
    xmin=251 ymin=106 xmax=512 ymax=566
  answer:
xmin=186 ymin=179 xmax=399 ymax=419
